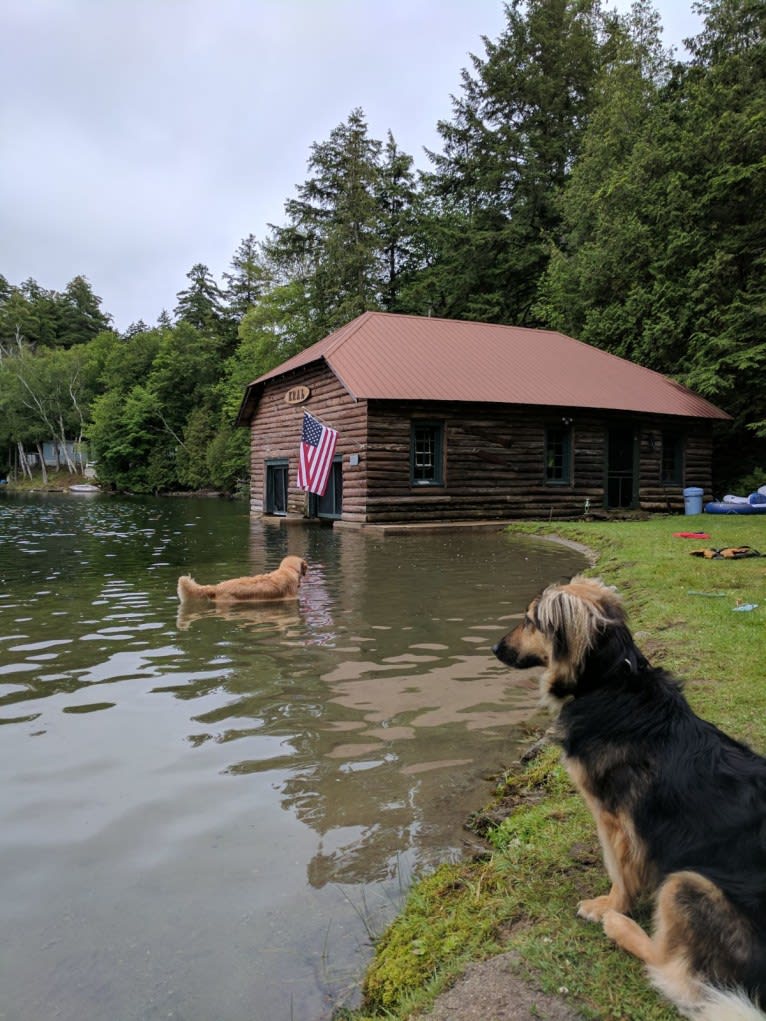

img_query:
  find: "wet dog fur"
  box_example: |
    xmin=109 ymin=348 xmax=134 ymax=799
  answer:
xmin=493 ymin=576 xmax=766 ymax=1020
xmin=177 ymin=555 xmax=308 ymax=604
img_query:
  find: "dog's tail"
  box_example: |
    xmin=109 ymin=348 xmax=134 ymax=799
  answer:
xmin=681 ymin=987 xmax=765 ymax=1021
xmin=177 ymin=575 xmax=216 ymax=602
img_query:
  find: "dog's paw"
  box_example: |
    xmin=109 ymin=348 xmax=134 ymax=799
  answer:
xmin=601 ymin=908 xmax=626 ymax=942
xmin=577 ymin=895 xmax=611 ymax=922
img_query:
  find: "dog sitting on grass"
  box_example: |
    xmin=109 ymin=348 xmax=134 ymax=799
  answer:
xmin=177 ymin=555 xmax=308 ymax=604
xmin=493 ymin=575 xmax=766 ymax=1021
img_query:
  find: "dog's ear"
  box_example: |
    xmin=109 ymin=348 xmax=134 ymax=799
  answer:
xmin=537 ymin=581 xmax=623 ymax=684
xmin=536 ymin=589 xmax=578 ymax=665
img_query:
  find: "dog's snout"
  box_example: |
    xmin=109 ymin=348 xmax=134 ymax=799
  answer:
xmin=493 ymin=637 xmax=516 ymax=667
xmin=493 ymin=627 xmax=547 ymax=670
xmin=492 ymin=639 xmax=506 ymax=661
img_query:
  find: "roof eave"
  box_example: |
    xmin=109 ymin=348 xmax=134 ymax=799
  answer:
xmin=235 ymin=355 xmax=358 ymax=426
xmin=234 ymin=381 xmax=262 ymax=427
xmin=362 ymin=394 xmax=731 ymax=420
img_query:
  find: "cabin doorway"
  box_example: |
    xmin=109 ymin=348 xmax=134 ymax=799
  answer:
xmin=309 ymin=459 xmax=343 ymax=520
xmin=265 ymin=461 xmax=288 ymax=515
xmin=606 ymin=427 xmax=637 ymax=508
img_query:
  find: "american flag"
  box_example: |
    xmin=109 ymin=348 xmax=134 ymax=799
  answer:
xmin=296 ymin=411 xmax=338 ymax=497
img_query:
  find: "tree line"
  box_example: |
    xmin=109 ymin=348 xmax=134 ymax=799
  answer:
xmin=1 ymin=0 xmax=763 ymax=494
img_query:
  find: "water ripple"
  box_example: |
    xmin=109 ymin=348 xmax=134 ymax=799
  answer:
xmin=0 ymin=492 xmax=586 ymax=1021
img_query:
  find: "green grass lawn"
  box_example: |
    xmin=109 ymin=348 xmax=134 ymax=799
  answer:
xmin=345 ymin=514 xmax=766 ymax=1021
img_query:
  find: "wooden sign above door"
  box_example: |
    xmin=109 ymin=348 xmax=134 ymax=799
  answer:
xmin=284 ymin=386 xmax=311 ymax=405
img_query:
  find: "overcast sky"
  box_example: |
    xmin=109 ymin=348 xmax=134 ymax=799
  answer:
xmin=2 ymin=0 xmax=703 ymax=332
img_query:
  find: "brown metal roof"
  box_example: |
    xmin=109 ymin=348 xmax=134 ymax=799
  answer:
xmin=238 ymin=311 xmax=730 ymax=422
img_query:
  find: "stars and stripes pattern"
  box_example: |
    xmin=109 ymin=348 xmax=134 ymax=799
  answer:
xmin=296 ymin=411 xmax=338 ymax=497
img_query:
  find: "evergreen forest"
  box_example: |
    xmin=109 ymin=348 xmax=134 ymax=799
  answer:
xmin=2 ymin=0 xmax=764 ymax=494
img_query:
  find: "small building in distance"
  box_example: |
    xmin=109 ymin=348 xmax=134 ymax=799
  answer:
xmin=236 ymin=311 xmax=729 ymax=525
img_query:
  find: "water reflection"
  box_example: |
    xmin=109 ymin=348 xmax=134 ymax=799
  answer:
xmin=176 ymin=599 xmax=301 ymax=632
xmin=0 ymin=493 xmax=585 ymax=1020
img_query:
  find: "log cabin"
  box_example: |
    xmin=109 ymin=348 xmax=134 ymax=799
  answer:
xmin=235 ymin=311 xmax=730 ymax=525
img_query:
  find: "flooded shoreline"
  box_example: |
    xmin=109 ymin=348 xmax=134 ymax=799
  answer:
xmin=0 ymin=493 xmax=586 ymax=1020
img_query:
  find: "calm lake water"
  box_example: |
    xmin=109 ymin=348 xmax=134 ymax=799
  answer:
xmin=0 ymin=493 xmax=585 ymax=1021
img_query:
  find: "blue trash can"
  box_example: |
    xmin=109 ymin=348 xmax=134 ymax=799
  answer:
xmin=683 ymin=487 xmax=704 ymax=515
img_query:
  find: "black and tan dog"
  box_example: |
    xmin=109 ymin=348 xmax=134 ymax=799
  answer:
xmin=493 ymin=576 xmax=766 ymax=1020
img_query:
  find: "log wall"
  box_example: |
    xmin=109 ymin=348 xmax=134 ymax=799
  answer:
xmin=247 ymin=375 xmax=715 ymax=522
xmin=363 ymin=401 xmax=714 ymax=522
xmin=638 ymin=425 xmax=713 ymax=511
xmin=248 ymin=363 xmax=367 ymax=519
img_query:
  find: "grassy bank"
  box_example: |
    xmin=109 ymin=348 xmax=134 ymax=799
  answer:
xmin=344 ymin=514 xmax=766 ymax=1021
xmin=2 ymin=470 xmax=87 ymax=492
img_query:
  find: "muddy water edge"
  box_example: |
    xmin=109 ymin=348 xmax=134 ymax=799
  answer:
xmin=0 ymin=493 xmax=586 ymax=1020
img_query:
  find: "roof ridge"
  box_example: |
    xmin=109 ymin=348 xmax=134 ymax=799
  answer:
xmin=323 ymin=310 xmax=375 ymax=357
xmin=362 ymin=309 xmax=561 ymax=335
xmin=316 ymin=311 xmax=380 ymax=401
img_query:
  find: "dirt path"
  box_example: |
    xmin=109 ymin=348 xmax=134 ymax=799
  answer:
xmin=421 ymin=952 xmax=581 ymax=1020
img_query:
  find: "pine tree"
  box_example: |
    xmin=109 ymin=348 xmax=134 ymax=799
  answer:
xmin=0 ymin=278 xmax=62 ymax=348
xmin=534 ymin=0 xmax=671 ymax=357
xmin=222 ymin=234 xmax=270 ymax=320
xmin=266 ymin=108 xmax=391 ymax=338
xmin=174 ymin=263 xmax=225 ymax=333
xmin=418 ymin=0 xmax=606 ymax=325
xmin=124 ymin=320 xmax=149 ymax=338
xmin=537 ymin=0 xmax=766 ymax=483
xmin=57 ymin=275 xmax=111 ymax=347
xmin=377 ymin=132 xmax=419 ymax=310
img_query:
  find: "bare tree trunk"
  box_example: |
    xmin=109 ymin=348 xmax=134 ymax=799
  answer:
xmin=68 ymin=375 xmax=87 ymax=475
xmin=17 ymin=441 xmax=32 ymax=481
xmin=36 ymin=442 xmax=48 ymax=485
xmin=57 ymin=418 xmax=76 ymax=472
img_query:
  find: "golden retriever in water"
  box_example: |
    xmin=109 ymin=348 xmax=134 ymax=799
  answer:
xmin=177 ymin=555 xmax=308 ymax=604
xmin=493 ymin=576 xmax=766 ymax=1021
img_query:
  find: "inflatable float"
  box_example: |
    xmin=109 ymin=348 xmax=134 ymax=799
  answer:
xmin=705 ymin=485 xmax=766 ymax=514
xmin=705 ymin=501 xmax=766 ymax=514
